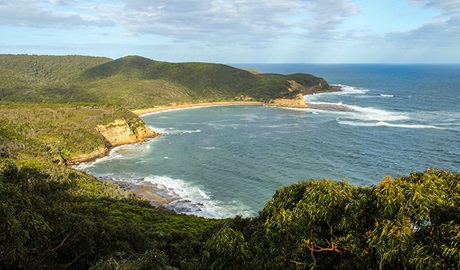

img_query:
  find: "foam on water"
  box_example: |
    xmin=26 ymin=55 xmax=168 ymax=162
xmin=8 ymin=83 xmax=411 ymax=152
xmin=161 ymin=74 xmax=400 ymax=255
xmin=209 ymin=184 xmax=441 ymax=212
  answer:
xmin=305 ymin=84 xmax=368 ymax=102
xmin=336 ymin=119 xmax=445 ymax=129
xmin=380 ymin=94 xmax=395 ymax=98
xmin=74 ymin=146 xmax=126 ymax=170
xmin=344 ymin=105 xmax=409 ymax=122
xmin=143 ymin=175 xmax=254 ymax=218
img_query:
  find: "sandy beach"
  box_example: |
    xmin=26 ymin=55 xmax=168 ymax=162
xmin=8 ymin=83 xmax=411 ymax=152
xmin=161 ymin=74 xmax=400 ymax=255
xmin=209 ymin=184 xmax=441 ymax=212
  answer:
xmin=132 ymin=101 xmax=263 ymax=116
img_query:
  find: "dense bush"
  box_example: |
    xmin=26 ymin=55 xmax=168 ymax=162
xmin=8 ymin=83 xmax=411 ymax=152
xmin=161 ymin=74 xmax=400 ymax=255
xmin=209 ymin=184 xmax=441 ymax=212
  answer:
xmin=200 ymin=169 xmax=460 ymax=270
xmin=0 ymin=159 xmax=221 ymax=269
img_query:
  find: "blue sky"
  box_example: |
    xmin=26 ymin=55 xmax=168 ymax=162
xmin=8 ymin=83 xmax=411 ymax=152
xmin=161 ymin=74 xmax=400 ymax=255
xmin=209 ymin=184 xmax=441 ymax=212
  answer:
xmin=0 ymin=0 xmax=459 ymax=63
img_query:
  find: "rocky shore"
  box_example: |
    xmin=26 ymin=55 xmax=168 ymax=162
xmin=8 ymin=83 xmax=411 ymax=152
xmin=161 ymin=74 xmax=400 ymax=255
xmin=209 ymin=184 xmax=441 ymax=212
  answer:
xmin=67 ymin=118 xmax=159 ymax=165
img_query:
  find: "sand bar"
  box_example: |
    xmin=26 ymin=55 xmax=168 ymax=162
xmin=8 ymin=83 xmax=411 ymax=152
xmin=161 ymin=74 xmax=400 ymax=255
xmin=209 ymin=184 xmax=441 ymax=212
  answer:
xmin=132 ymin=101 xmax=263 ymax=116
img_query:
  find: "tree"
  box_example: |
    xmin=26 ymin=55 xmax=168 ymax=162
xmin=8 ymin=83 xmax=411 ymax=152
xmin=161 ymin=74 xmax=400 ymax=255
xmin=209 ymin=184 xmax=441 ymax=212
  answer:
xmin=250 ymin=169 xmax=460 ymax=269
xmin=202 ymin=226 xmax=249 ymax=269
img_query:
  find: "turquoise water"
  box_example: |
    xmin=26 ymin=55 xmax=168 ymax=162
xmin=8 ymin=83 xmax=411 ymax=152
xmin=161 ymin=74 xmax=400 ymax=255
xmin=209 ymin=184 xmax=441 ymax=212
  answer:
xmin=78 ymin=64 xmax=460 ymax=218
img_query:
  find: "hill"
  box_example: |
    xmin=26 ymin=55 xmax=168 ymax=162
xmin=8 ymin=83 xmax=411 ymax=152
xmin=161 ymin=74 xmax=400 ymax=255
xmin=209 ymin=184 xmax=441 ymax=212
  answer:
xmin=0 ymin=55 xmax=332 ymax=108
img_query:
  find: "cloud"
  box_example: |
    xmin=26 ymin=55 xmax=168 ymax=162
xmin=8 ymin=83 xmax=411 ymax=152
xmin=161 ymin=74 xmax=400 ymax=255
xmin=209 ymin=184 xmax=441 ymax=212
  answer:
xmin=381 ymin=0 xmax=460 ymax=47
xmin=385 ymin=15 xmax=460 ymax=46
xmin=120 ymin=0 xmax=302 ymax=44
xmin=409 ymin=0 xmax=460 ymax=16
xmin=300 ymin=0 xmax=360 ymax=39
xmin=0 ymin=0 xmax=113 ymax=28
xmin=0 ymin=0 xmax=361 ymax=46
xmin=119 ymin=0 xmax=360 ymax=44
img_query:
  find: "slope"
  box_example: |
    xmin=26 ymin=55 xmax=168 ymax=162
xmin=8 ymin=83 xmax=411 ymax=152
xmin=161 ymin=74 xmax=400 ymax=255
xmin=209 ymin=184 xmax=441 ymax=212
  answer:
xmin=0 ymin=55 xmax=332 ymax=108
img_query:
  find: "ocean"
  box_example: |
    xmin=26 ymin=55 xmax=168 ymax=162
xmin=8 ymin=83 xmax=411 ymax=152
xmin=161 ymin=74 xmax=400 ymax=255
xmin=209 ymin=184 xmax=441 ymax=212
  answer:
xmin=77 ymin=64 xmax=460 ymax=218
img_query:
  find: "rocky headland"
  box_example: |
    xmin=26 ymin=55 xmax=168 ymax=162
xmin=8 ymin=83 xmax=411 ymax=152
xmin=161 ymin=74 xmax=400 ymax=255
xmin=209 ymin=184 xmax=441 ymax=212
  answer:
xmin=67 ymin=119 xmax=158 ymax=165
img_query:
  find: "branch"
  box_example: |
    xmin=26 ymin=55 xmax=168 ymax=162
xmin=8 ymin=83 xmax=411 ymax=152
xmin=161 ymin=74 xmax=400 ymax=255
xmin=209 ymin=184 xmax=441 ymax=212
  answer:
xmin=48 ymin=232 xmax=75 ymax=252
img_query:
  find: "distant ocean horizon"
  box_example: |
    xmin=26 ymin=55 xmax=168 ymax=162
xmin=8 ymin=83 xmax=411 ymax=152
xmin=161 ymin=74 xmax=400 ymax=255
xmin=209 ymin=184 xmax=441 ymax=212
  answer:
xmin=78 ymin=64 xmax=460 ymax=218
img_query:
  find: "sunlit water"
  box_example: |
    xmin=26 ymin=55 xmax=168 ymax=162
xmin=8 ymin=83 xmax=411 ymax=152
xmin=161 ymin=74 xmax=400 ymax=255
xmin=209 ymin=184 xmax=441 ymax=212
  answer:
xmin=77 ymin=64 xmax=460 ymax=218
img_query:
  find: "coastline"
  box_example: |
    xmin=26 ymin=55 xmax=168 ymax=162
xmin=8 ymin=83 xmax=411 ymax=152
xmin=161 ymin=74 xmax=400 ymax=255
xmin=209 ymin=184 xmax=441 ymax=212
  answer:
xmin=81 ymin=89 xmax=348 ymax=213
xmin=132 ymin=101 xmax=264 ymax=116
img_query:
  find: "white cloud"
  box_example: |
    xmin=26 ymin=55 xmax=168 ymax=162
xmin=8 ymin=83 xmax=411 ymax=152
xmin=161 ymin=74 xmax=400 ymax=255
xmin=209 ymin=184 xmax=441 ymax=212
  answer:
xmin=386 ymin=15 xmax=460 ymax=46
xmin=409 ymin=0 xmax=460 ymax=15
xmin=0 ymin=0 xmax=361 ymax=45
xmin=119 ymin=0 xmax=305 ymax=44
xmin=114 ymin=0 xmax=361 ymax=45
xmin=382 ymin=0 xmax=460 ymax=47
xmin=0 ymin=0 xmax=113 ymax=28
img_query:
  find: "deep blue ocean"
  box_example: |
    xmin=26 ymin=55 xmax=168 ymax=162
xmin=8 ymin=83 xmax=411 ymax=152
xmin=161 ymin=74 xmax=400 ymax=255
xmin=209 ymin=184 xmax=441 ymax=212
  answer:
xmin=78 ymin=64 xmax=460 ymax=218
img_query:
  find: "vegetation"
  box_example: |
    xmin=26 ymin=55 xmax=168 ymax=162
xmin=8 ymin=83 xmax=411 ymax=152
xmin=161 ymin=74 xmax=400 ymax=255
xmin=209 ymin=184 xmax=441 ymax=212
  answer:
xmin=204 ymin=169 xmax=460 ymax=269
xmin=2 ymin=159 xmax=459 ymax=269
xmin=1 ymin=54 xmax=458 ymax=269
xmin=0 ymin=104 xmax=145 ymax=163
xmin=0 ymin=159 xmax=221 ymax=269
xmin=0 ymin=55 xmax=332 ymax=108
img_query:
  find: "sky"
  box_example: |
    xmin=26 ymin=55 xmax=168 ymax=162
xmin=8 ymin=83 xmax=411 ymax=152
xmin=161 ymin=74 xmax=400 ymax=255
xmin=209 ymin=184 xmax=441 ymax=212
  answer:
xmin=0 ymin=0 xmax=459 ymax=63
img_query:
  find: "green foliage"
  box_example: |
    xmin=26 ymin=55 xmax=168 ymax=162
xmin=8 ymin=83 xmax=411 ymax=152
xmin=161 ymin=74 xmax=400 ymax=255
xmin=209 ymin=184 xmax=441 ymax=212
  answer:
xmin=0 ymin=103 xmax=148 ymax=163
xmin=0 ymin=159 xmax=221 ymax=269
xmin=199 ymin=169 xmax=460 ymax=270
xmin=1 ymin=158 xmax=459 ymax=269
xmin=0 ymin=54 xmax=331 ymax=108
xmin=202 ymin=226 xmax=249 ymax=270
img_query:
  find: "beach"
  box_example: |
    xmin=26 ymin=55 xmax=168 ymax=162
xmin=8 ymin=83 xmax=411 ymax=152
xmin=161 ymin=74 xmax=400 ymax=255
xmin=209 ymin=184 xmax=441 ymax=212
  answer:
xmin=132 ymin=101 xmax=263 ymax=116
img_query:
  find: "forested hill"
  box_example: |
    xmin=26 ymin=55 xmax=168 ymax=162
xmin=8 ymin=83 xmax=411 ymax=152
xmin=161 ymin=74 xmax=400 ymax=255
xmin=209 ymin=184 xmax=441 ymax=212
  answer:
xmin=0 ymin=54 xmax=331 ymax=109
xmin=0 ymin=54 xmax=111 ymax=84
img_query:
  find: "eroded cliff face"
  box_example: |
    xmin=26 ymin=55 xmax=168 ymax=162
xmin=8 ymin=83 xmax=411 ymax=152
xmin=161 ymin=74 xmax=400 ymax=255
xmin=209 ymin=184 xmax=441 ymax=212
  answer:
xmin=66 ymin=119 xmax=157 ymax=165
xmin=66 ymin=146 xmax=108 ymax=165
xmin=266 ymin=93 xmax=308 ymax=108
xmin=96 ymin=119 xmax=156 ymax=147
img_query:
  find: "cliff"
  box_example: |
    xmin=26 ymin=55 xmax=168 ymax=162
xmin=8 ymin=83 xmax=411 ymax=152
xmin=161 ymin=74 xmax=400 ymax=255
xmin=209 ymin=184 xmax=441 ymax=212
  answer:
xmin=66 ymin=120 xmax=157 ymax=165
xmin=265 ymin=80 xmax=309 ymax=108
xmin=266 ymin=93 xmax=308 ymax=108
xmin=65 ymin=146 xmax=108 ymax=165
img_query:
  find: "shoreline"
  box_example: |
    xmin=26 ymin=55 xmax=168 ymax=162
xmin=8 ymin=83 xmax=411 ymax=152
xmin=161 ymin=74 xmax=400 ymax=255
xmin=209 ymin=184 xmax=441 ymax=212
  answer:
xmin=132 ymin=101 xmax=264 ymax=116
xmin=88 ymin=93 xmax=346 ymax=211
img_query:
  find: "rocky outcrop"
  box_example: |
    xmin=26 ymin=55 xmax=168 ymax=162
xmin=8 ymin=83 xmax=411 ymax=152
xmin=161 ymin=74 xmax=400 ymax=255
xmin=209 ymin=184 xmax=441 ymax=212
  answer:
xmin=66 ymin=119 xmax=157 ymax=165
xmin=96 ymin=119 xmax=156 ymax=147
xmin=266 ymin=93 xmax=308 ymax=108
xmin=134 ymin=125 xmax=156 ymax=141
xmin=66 ymin=146 xmax=108 ymax=165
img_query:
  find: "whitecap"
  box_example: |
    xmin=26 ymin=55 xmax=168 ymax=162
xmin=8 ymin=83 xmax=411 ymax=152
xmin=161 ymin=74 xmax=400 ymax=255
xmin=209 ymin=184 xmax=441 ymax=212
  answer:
xmin=337 ymin=85 xmax=370 ymax=95
xmin=202 ymin=147 xmax=218 ymax=150
xmin=336 ymin=119 xmax=444 ymax=129
xmin=380 ymin=94 xmax=395 ymax=98
xmin=149 ymin=127 xmax=174 ymax=134
xmin=304 ymin=85 xmax=369 ymax=103
xmin=344 ymin=105 xmax=409 ymax=122
xmin=143 ymin=175 xmax=254 ymax=218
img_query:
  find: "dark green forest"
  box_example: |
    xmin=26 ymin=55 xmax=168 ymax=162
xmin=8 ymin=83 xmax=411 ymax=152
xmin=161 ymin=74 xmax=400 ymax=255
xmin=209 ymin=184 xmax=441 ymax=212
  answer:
xmin=1 ymin=55 xmax=459 ymax=269
xmin=2 ymin=160 xmax=459 ymax=269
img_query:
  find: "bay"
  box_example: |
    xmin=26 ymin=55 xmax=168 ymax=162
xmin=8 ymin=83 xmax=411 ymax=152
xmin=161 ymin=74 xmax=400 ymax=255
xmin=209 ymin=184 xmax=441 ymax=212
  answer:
xmin=78 ymin=64 xmax=460 ymax=218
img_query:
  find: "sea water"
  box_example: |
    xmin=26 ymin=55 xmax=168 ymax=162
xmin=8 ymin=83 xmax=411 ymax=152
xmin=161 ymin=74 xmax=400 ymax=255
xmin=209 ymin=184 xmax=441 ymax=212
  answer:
xmin=78 ymin=64 xmax=460 ymax=218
